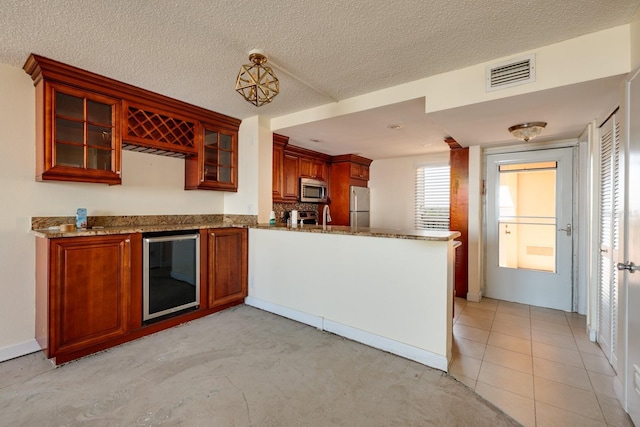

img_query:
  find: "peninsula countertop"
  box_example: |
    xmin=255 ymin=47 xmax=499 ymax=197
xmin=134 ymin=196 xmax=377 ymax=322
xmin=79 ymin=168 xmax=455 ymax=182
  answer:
xmin=251 ymin=224 xmax=461 ymax=241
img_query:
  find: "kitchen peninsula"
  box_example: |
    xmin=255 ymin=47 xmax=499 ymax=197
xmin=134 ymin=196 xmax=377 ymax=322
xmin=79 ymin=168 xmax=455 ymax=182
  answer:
xmin=247 ymin=225 xmax=460 ymax=371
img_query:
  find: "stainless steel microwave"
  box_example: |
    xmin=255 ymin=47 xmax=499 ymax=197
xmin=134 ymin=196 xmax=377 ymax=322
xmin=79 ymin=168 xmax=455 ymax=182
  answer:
xmin=300 ymin=178 xmax=328 ymax=203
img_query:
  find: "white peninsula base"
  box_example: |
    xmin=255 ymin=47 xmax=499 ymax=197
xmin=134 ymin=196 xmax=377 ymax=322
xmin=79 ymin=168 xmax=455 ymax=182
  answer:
xmin=247 ymin=226 xmax=459 ymax=371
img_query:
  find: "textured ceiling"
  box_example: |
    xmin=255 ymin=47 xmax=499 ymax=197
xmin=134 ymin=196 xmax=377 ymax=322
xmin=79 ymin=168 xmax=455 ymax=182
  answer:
xmin=2 ymin=0 xmax=639 ymax=158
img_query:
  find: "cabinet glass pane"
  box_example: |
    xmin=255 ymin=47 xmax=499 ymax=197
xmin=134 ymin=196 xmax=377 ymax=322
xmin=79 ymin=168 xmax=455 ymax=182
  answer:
xmin=204 ymin=130 xmax=218 ymax=147
xmin=56 ymin=118 xmax=84 ymax=144
xmin=56 ymin=143 xmax=84 ymax=168
xmin=204 ymin=166 xmax=218 ymax=180
xmin=88 ymin=147 xmax=112 ymax=171
xmin=88 ymin=125 xmax=112 ymax=148
xmin=87 ymin=100 xmax=112 ymax=125
xmin=219 ymin=150 xmax=231 ymax=167
xmin=219 ymin=167 xmax=232 ymax=183
xmin=204 ymin=148 xmax=218 ymax=164
xmin=56 ymin=92 xmax=83 ymax=119
xmin=220 ymin=133 xmax=232 ymax=150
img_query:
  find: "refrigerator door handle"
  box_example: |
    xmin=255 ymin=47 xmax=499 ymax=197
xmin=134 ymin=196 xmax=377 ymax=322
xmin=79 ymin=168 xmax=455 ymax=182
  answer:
xmin=353 ymin=190 xmax=358 ymax=212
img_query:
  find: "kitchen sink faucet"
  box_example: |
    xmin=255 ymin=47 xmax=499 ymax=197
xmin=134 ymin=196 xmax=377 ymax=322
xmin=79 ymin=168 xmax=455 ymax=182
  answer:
xmin=322 ymin=205 xmax=332 ymax=229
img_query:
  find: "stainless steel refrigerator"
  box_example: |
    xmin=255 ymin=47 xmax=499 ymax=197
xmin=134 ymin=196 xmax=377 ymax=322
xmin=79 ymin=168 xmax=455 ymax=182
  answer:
xmin=350 ymin=186 xmax=370 ymax=227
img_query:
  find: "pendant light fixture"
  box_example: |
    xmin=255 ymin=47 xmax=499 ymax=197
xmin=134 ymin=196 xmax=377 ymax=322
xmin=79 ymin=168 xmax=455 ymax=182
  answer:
xmin=235 ymin=49 xmax=279 ymax=107
xmin=508 ymin=122 xmax=547 ymax=142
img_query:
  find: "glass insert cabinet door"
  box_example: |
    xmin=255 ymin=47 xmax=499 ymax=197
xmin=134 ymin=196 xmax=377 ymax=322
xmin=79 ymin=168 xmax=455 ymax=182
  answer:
xmin=45 ymin=83 xmax=121 ymax=184
xmin=198 ymin=123 xmax=237 ymax=190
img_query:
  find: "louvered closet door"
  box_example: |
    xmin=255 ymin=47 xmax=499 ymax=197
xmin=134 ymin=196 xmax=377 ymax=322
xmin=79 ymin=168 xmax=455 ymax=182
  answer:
xmin=598 ymin=115 xmax=620 ymax=368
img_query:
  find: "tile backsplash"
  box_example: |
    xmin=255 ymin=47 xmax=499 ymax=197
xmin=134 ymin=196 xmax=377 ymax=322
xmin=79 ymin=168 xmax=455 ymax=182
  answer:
xmin=272 ymin=202 xmax=320 ymax=223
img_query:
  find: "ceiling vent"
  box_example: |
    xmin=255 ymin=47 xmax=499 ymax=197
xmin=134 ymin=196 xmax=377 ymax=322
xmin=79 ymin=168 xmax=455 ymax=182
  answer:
xmin=486 ymin=54 xmax=536 ymax=92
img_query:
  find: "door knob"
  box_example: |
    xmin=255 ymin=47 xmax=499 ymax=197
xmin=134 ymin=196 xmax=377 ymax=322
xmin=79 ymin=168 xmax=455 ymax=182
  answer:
xmin=617 ymin=262 xmax=639 ymax=273
xmin=558 ymin=224 xmax=572 ymax=236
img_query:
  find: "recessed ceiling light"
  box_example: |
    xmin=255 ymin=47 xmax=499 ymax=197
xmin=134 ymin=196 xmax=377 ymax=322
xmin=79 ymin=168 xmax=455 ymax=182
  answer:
xmin=387 ymin=124 xmax=402 ymax=130
xmin=420 ymin=143 xmax=432 ymax=147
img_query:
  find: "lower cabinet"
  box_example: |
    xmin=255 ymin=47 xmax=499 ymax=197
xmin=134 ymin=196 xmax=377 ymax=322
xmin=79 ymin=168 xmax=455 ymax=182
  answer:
xmin=206 ymin=228 xmax=248 ymax=308
xmin=36 ymin=234 xmax=133 ymax=363
xmin=35 ymin=227 xmax=248 ymax=364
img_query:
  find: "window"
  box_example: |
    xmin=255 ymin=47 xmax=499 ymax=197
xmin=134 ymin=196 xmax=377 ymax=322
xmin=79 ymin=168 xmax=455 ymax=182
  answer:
xmin=415 ymin=165 xmax=450 ymax=230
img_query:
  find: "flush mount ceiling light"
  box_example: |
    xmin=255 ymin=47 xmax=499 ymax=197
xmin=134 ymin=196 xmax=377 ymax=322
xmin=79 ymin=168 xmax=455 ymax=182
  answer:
xmin=508 ymin=122 xmax=547 ymax=142
xmin=235 ymin=49 xmax=279 ymax=107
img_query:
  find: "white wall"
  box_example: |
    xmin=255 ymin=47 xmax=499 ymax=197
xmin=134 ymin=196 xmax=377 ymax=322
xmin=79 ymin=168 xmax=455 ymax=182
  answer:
xmin=224 ymin=116 xmax=259 ymax=217
xmin=467 ymin=146 xmax=483 ymax=301
xmin=631 ymin=8 xmax=640 ymax=71
xmin=0 ymin=62 xmax=258 ymax=357
xmin=369 ymin=152 xmax=449 ymax=230
xmin=273 ymin=25 xmax=631 ymax=131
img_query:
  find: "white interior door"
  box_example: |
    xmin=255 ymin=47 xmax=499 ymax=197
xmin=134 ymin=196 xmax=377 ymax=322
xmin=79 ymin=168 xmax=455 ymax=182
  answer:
xmin=622 ymin=69 xmax=640 ymax=426
xmin=485 ymin=147 xmax=574 ymax=310
xmin=597 ymin=114 xmax=621 ymax=367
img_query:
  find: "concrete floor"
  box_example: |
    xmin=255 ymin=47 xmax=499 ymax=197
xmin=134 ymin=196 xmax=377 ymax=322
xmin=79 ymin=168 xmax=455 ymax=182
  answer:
xmin=0 ymin=305 xmax=518 ymax=426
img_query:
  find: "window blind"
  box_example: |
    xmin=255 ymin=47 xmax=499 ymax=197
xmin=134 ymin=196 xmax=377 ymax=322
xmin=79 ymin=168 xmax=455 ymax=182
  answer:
xmin=415 ymin=165 xmax=450 ymax=230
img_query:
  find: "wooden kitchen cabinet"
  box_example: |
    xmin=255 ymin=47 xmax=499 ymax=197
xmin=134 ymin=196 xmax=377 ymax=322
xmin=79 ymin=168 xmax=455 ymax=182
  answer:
xmin=328 ymin=154 xmax=372 ymax=226
xmin=24 ymin=54 xmax=241 ymax=189
xmin=185 ymin=122 xmax=238 ymax=191
xmin=283 ymin=153 xmax=300 ymax=201
xmin=206 ymin=228 xmax=248 ymax=308
xmin=272 ymin=133 xmax=287 ymax=201
xmin=35 ymin=225 xmax=249 ymax=364
xmin=300 ymin=156 xmax=327 ymax=180
xmin=36 ymin=234 xmax=133 ymax=363
xmin=122 ymin=100 xmax=197 ymax=156
xmin=349 ymin=162 xmax=369 ymax=180
xmin=272 ymin=133 xmax=331 ymax=202
xmin=34 ymin=81 xmax=122 ymax=184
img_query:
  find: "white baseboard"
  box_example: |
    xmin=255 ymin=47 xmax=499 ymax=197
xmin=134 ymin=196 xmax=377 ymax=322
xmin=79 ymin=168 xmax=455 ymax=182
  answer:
xmin=244 ymin=297 xmax=323 ymax=329
xmin=322 ymin=319 xmax=448 ymax=371
xmin=614 ymin=376 xmax=626 ymax=410
xmin=466 ymin=291 xmax=483 ymax=302
xmin=0 ymin=339 xmax=41 ymax=363
xmin=244 ymin=297 xmax=448 ymax=372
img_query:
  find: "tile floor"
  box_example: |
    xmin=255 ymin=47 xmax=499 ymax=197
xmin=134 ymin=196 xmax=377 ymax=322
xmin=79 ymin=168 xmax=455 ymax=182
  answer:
xmin=449 ymin=297 xmax=635 ymax=427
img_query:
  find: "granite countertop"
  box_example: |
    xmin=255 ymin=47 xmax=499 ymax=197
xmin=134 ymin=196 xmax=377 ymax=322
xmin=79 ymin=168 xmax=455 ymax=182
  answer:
xmin=251 ymin=224 xmax=461 ymax=241
xmin=31 ymin=214 xmax=256 ymax=238
xmin=32 ymin=223 xmax=248 ymax=238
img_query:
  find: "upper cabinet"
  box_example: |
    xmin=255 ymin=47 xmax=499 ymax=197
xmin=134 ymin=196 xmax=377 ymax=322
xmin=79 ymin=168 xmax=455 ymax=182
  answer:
xmin=38 ymin=82 xmax=123 ymax=184
xmin=282 ymin=152 xmax=300 ymax=201
xmin=272 ymin=134 xmax=331 ymax=203
xmin=272 ymin=133 xmax=288 ymax=201
xmin=300 ymin=156 xmax=327 ymax=181
xmin=122 ymin=100 xmax=197 ymax=157
xmin=349 ymin=162 xmax=369 ymax=180
xmin=185 ymin=122 xmax=238 ymax=191
xmin=23 ymin=54 xmax=240 ymax=189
